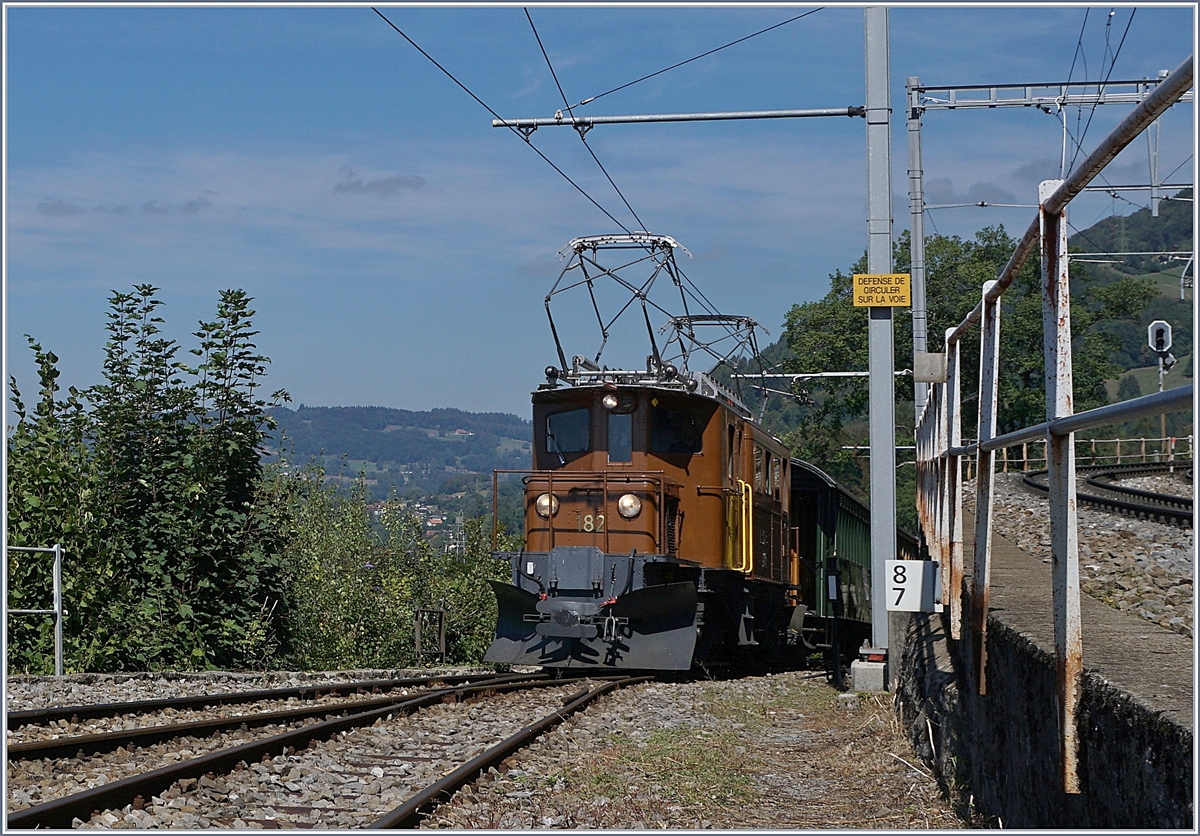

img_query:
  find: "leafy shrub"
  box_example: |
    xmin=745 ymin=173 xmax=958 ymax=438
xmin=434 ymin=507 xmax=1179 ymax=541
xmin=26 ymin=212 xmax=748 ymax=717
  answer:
xmin=278 ymin=466 xmax=509 ymax=670
xmin=7 ymin=286 xmax=289 ymax=672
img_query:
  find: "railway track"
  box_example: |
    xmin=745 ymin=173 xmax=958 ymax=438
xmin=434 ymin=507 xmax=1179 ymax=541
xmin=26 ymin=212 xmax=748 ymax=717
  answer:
xmin=1022 ymin=460 xmax=1193 ymax=527
xmin=7 ymin=671 xmax=646 ymax=829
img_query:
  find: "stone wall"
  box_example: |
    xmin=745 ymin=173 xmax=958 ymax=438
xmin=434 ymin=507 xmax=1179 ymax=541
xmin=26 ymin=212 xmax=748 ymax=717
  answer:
xmin=895 ymin=610 xmax=1193 ymax=828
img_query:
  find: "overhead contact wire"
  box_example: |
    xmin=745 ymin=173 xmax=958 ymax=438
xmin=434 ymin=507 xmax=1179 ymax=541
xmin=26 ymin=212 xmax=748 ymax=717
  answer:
xmin=525 ymin=8 xmax=649 ymax=232
xmin=571 ymin=8 xmax=823 ymax=109
xmin=372 ymin=7 xmax=633 ymax=234
xmin=1068 ymin=8 xmax=1136 ymax=174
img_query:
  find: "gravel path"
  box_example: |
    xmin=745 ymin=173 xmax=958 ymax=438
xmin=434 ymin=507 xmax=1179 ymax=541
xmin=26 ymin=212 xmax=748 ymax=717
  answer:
xmin=966 ymin=472 xmax=1194 ymax=638
xmin=5 ymin=671 xmax=972 ymax=829
xmin=420 ymin=673 xmax=973 ymax=829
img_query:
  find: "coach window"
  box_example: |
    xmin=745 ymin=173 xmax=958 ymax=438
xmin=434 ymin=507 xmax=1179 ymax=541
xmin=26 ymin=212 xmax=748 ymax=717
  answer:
xmin=727 ymin=425 xmax=737 ymax=480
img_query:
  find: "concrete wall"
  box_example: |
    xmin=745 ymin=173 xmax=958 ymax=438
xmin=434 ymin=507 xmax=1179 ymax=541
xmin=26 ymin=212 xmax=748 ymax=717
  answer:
xmin=895 ymin=611 xmax=1193 ymax=828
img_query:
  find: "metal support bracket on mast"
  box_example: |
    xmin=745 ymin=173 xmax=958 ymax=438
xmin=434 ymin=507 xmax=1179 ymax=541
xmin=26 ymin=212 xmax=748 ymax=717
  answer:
xmin=906 ymin=71 xmax=1194 ymax=418
xmin=493 ymin=106 xmax=865 ymax=134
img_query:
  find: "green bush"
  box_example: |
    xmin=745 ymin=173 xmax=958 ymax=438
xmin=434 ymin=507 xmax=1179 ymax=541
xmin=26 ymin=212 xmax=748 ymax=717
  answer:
xmin=8 ymin=284 xmax=511 ymax=674
xmin=278 ymin=467 xmax=509 ymax=670
xmin=7 ymin=286 xmax=289 ymax=672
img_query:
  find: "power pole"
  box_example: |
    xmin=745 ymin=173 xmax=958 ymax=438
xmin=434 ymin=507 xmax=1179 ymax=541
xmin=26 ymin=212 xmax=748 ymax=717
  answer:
xmin=907 ymin=76 xmax=928 ymax=416
xmin=864 ymin=6 xmax=896 ymax=662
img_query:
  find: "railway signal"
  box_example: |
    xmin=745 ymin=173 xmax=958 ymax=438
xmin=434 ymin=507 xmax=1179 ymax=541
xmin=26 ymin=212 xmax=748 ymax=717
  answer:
xmin=1147 ymin=319 xmax=1177 ymax=453
xmin=1149 ymin=319 xmax=1173 ymax=354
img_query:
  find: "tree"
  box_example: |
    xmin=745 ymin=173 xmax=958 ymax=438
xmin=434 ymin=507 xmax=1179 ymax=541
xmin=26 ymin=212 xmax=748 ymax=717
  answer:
xmin=7 ymin=286 xmax=291 ymax=672
xmin=6 ymin=340 xmax=111 ymax=672
xmin=781 ymin=226 xmax=1157 ymax=518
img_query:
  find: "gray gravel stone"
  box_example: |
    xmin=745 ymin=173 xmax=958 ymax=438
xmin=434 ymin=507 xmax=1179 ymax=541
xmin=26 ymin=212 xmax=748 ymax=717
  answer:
xmin=966 ymin=473 xmax=1193 ymax=638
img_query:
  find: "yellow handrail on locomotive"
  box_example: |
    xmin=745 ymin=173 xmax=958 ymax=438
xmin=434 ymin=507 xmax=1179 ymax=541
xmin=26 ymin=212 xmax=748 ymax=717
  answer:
xmin=732 ymin=479 xmax=754 ymax=574
xmin=742 ymin=479 xmax=754 ymax=576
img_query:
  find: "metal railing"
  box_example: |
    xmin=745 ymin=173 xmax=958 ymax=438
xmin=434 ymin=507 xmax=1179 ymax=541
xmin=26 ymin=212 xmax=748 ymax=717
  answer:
xmin=6 ymin=544 xmax=65 ymax=677
xmin=915 ymin=54 xmax=1194 ymax=795
xmin=957 ymin=435 xmax=1193 ymax=478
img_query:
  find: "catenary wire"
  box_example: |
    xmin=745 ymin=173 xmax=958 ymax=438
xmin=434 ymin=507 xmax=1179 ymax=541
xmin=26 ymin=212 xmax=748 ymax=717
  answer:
xmin=525 ymin=8 xmax=649 ymax=232
xmin=1064 ymin=8 xmax=1090 ymax=168
xmin=1161 ymin=154 xmax=1194 ymax=184
xmin=1065 ymin=9 xmax=1090 ymax=91
xmin=1068 ymin=8 xmax=1136 ymax=174
xmin=571 ymin=8 xmax=823 ymax=109
xmin=523 ymin=5 xmax=737 ymax=344
xmin=371 ymin=7 xmax=633 ymax=234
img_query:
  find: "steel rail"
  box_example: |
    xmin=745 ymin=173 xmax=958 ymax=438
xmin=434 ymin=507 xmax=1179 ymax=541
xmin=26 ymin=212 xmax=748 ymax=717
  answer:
xmin=6 ymin=674 xmax=486 ymax=731
xmin=1022 ymin=468 xmax=1193 ymax=527
xmin=1022 ymin=462 xmax=1200 ymax=522
xmin=1079 ymin=459 xmax=1194 ymax=501
xmin=7 ymin=679 xmax=537 ymax=762
xmin=943 ymin=54 xmax=1194 ymax=349
xmin=5 ymin=674 xmax=560 ymax=830
xmin=1083 ymin=475 xmax=1193 ymax=511
xmin=368 ymin=676 xmax=651 ymax=829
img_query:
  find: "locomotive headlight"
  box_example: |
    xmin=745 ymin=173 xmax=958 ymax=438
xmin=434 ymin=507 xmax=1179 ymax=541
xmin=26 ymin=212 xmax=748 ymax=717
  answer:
xmin=535 ymin=492 xmax=559 ymax=518
xmin=617 ymin=493 xmax=642 ymax=519
xmin=602 ymin=393 xmax=619 ymax=410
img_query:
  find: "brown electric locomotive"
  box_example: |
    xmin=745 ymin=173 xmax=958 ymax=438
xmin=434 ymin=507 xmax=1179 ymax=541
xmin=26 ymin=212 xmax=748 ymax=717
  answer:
xmin=484 ymin=233 xmax=812 ymax=670
xmin=485 ymin=360 xmax=803 ymax=669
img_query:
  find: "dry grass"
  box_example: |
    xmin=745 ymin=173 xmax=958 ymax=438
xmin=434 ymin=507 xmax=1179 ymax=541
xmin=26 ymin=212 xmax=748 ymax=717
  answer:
xmin=420 ymin=672 xmax=980 ymax=829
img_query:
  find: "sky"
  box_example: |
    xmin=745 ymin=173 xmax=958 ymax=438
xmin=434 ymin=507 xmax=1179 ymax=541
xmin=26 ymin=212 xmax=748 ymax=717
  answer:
xmin=4 ymin=2 xmax=1196 ymax=421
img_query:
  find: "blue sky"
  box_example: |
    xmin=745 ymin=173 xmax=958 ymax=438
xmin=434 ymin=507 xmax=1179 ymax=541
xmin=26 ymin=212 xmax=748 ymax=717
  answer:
xmin=4 ymin=3 xmax=1195 ymax=420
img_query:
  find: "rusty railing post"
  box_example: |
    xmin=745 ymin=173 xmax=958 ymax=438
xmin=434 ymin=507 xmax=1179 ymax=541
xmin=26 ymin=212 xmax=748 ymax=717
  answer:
xmin=1040 ymin=178 xmax=1082 ymax=795
xmin=936 ymin=378 xmax=950 ymax=609
xmin=947 ymin=335 xmax=964 ymax=640
xmin=971 ymin=284 xmax=1000 ymax=694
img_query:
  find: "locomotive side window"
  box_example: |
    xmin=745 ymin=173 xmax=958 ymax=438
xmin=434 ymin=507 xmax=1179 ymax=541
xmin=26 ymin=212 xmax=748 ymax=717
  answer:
xmin=754 ymin=446 xmax=766 ymax=492
xmin=650 ymin=405 xmax=705 ymax=454
xmin=546 ymin=408 xmax=590 ymax=456
xmin=609 ymin=411 xmax=632 ymax=462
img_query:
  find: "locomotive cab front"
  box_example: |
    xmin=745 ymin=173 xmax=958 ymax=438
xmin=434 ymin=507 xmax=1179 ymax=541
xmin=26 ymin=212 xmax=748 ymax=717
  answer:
xmin=525 ymin=386 xmax=714 ymax=559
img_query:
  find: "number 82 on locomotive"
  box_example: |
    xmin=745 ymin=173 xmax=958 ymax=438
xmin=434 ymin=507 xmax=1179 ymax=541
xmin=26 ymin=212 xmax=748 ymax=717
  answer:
xmin=885 ymin=559 xmax=942 ymax=612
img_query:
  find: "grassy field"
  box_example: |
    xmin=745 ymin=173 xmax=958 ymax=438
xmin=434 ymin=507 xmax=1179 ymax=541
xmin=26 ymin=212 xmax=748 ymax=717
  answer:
xmin=1106 ymin=354 xmax=1193 ymax=401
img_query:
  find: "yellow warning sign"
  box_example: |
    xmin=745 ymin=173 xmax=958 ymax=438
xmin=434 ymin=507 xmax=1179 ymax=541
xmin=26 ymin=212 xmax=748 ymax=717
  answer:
xmin=852 ymin=273 xmax=912 ymax=307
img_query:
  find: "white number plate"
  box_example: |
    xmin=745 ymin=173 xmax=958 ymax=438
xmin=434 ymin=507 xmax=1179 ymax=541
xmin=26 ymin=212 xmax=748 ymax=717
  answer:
xmin=885 ymin=560 xmax=941 ymax=612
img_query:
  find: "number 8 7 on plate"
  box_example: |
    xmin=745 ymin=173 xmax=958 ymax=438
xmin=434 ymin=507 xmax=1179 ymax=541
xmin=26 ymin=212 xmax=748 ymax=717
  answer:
xmin=885 ymin=560 xmax=942 ymax=612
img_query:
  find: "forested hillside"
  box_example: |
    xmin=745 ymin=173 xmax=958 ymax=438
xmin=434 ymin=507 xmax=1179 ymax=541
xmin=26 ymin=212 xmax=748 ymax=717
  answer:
xmin=267 ymin=405 xmax=532 ymax=500
xmin=1070 ymin=189 xmax=1193 ymax=372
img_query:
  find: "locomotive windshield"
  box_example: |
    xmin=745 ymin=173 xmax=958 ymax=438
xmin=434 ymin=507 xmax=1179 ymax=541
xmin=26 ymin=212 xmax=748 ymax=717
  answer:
xmin=609 ymin=412 xmax=633 ymax=462
xmin=650 ymin=404 xmax=708 ymax=455
xmin=546 ymin=408 xmax=590 ymax=457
